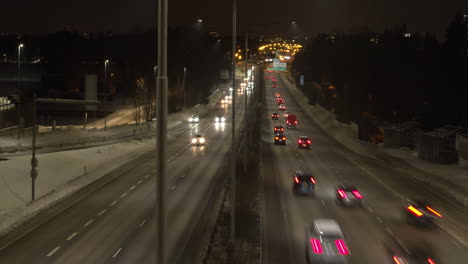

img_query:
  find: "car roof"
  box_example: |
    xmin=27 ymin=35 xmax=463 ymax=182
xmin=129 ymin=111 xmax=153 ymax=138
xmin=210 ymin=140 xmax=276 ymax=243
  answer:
xmin=295 ymin=171 xmax=313 ymax=177
xmin=313 ymin=219 xmax=343 ymax=237
xmin=299 ymin=136 xmax=309 ymax=138
xmin=195 ymin=134 xmax=203 ymax=137
xmin=275 ymin=125 xmax=283 ymax=127
xmin=338 ymin=184 xmax=357 ymax=191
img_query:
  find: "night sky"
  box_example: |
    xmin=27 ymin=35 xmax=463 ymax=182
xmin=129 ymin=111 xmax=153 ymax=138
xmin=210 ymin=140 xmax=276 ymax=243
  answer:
xmin=2 ymin=0 xmax=467 ymax=39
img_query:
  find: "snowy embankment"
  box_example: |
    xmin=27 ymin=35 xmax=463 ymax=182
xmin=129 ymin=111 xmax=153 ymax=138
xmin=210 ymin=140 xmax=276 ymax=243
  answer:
xmin=0 ymin=88 xmax=225 ymax=156
xmin=279 ymin=73 xmax=468 ymax=205
xmin=0 ymin=88 xmax=225 ymax=236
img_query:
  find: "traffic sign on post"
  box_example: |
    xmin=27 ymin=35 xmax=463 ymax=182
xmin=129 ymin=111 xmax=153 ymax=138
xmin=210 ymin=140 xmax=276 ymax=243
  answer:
xmin=30 ymin=169 xmax=38 ymax=180
xmin=31 ymin=157 xmax=38 ymax=168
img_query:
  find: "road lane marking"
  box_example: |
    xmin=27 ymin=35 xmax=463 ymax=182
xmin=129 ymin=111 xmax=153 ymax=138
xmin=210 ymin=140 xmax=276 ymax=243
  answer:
xmin=98 ymin=209 xmax=107 ymax=216
xmin=170 ymin=185 xmax=176 ymax=191
xmin=137 ymin=180 xmax=143 ymax=184
xmin=66 ymin=232 xmax=78 ymax=241
xmin=121 ymin=192 xmax=127 ymax=198
xmin=47 ymin=247 xmax=61 ymax=257
xmin=110 ymin=200 xmax=118 ymax=206
xmin=451 ymin=240 xmax=462 ymax=248
xmin=376 ymin=216 xmax=384 ymax=223
xmin=321 ymin=200 xmax=326 ymax=206
xmin=130 ymin=185 xmax=136 ymax=190
xmin=437 ymin=223 xmax=468 ymax=248
xmin=367 ymin=206 xmax=374 ymax=213
xmin=112 ymin=248 xmax=122 ymax=258
xmin=385 ymin=228 xmax=393 ymax=235
xmin=145 ymin=174 xmax=150 ymax=179
xmin=139 ymin=219 xmax=147 ymax=227
xmin=84 ymin=219 xmax=94 ymax=227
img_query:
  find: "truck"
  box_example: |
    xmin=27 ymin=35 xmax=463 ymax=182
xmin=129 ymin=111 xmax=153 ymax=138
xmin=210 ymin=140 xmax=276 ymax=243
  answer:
xmin=286 ymin=114 xmax=297 ymax=128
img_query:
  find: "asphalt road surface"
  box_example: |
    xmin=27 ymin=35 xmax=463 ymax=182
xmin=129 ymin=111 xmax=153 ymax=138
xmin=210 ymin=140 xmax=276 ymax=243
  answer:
xmin=0 ymin=79 xmax=253 ymax=264
xmin=261 ymin=71 xmax=468 ymax=264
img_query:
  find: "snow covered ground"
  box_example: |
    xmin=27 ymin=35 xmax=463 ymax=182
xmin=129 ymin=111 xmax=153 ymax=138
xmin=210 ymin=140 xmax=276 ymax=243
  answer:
xmin=0 ymin=87 xmax=226 ymax=236
xmin=279 ymin=73 xmax=468 ymax=206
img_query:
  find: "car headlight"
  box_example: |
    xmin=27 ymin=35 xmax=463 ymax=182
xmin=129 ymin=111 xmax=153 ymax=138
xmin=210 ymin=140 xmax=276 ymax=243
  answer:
xmin=188 ymin=118 xmax=193 ymax=122
xmin=215 ymin=117 xmax=219 ymax=122
xmin=194 ymin=117 xmax=199 ymax=122
xmin=199 ymin=138 xmax=205 ymax=143
xmin=191 ymin=138 xmax=198 ymax=143
xmin=221 ymin=117 xmax=226 ymax=122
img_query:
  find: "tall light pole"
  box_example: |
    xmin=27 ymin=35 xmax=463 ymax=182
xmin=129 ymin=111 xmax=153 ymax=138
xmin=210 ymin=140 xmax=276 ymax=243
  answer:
xmin=17 ymin=43 xmax=24 ymax=140
xmin=181 ymin=67 xmax=187 ymax=109
xmin=244 ymin=32 xmax=248 ymax=171
xmin=156 ymin=0 xmax=168 ymax=262
xmin=231 ymin=0 xmax=237 ymax=256
xmin=104 ymin=60 xmax=109 ymax=130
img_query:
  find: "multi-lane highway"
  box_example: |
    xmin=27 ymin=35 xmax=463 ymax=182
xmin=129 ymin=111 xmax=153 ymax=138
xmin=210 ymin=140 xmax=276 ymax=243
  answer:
xmin=261 ymin=71 xmax=468 ymax=264
xmin=0 ymin=71 xmax=254 ymax=263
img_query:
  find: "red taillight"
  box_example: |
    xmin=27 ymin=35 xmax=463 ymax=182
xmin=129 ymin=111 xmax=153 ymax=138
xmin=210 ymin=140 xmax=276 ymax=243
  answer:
xmin=427 ymin=258 xmax=436 ymax=264
xmin=281 ymin=128 xmax=284 ymax=131
xmin=408 ymin=206 xmax=423 ymax=217
xmin=310 ymin=177 xmax=316 ymax=184
xmin=307 ymin=140 xmax=311 ymax=144
xmin=393 ymin=256 xmax=403 ymax=264
xmin=298 ymin=139 xmax=302 ymax=143
xmin=335 ymin=239 xmax=350 ymax=255
xmin=337 ymin=190 xmax=347 ymax=198
xmin=352 ymin=190 xmax=363 ymax=199
xmin=426 ymin=206 xmax=442 ymax=218
xmin=275 ymin=137 xmax=279 ymax=140
xmin=310 ymin=239 xmax=323 ymax=254
xmin=294 ymin=176 xmax=299 ymax=183
xmin=295 ymin=121 xmax=298 ymax=124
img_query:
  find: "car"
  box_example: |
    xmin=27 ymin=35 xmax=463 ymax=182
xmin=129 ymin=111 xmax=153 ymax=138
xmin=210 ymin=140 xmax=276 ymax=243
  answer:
xmin=276 ymin=97 xmax=284 ymax=104
xmin=286 ymin=114 xmax=297 ymax=128
xmin=305 ymin=219 xmax=350 ymax=264
xmin=274 ymin=125 xmax=285 ymax=134
xmin=272 ymin=84 xmax=277 ymax=88
xmin=336 ymin=184 xmax=363 ymax=207
xmin=188 ymin=115 xmax=200 ymax=123
xmin=271 ymin=112 xmax=279 ymax=120
xmin=405 ymin=199 xmax=442 ymax=226
xmin=283 ymin=111 xmax=290 ymax=118
xmin=215 ymin=116 xmax=226 ymax=123
xmin=298 ymin=136 xmax=312 ymax=149
xmin=278 ymin=104 xmax=286 ymax=110
xmin=191 ymin=135 xmax=205 ymax=146
xmin=384 ymin=236 xmax=439 ymax=264
xmin=292 ymin=171 xmax=316 ymax=195
xmin=275 ymin=92 xmax=281 ymax=97
xmin=274 ymin=134 xmax=286 ymax=145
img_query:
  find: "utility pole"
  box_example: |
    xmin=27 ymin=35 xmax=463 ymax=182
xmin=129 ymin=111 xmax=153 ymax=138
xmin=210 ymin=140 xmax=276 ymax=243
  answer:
xmin=156 ymin=0 xmax=168 ymax=262
xmin=231 ymin=0 xmax=237 ymax=258
xmin=17 ymin=44 xmax=24 ymax=140
xmin=104 ymin=60 xmax=109 ymax=130
xmin=181 ymin=67 xmax=187 ymax=109
xmin=30 ymin=93 xmax=38 ymax=201
xmin=244 ymin=32 xmax=248 ymax=171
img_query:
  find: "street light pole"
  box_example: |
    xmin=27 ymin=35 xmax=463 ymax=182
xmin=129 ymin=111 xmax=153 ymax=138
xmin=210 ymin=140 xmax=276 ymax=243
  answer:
xmin=181 ymin=67 xmax=187 ymax=109
xmin=17 ymin=43 xmax=24 ymax=140
xmin=104 ymin=60 xmax=109 ymax=130
xmin=30 ymin=93 xmax=38 ymax=201
xmin=156 ymin=0 xmax=168 ymax=263
xmin=244 ymin=32 xmax=248 ymax=171
xmin=231 ymin=0 xmax=237 ymax=256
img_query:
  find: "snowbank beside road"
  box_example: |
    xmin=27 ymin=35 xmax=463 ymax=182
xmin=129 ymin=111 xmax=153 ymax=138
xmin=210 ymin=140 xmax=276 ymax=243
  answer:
xmin=279 ymin=73 xmax=468 ymax=205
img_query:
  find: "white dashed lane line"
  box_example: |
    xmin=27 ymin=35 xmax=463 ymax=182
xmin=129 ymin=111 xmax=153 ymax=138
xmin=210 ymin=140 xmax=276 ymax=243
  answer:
xmin=110 ymin=200 xmax=118 ymax=206
xmin=46 ymin=247 xmax=61 ymax=257
xmin=139 ymin=219 xmax=147 ymax=228
xmin=112 ymin=248 xmax=122 ymax=258
xmin=385 ymin=227 xmax=394 ymax=235
xmin=84 ymin=219 xmax=94 ymax=227
xmin=145 ymin=174 xmax=150 ymax=179
xmin=98 ymin=209 xmax=107 ymax=216
xmin=170 ymin=185 xmax=176 ymax=191
xmin=137 ymin=180 xmax=143 ymax=185
xmin=121 ymin=192 xmax=127 ymax=198
xmin=376 ymin=216 xmax=384 ymax=223
xmin=320 ymin=200 xmax=326 ymax=207
xmin=66 ymin=232 xmax=78 ymax=241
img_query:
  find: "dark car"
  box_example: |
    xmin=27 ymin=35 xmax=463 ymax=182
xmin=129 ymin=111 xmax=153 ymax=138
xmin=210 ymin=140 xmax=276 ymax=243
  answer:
xmin=336 ymin=184 xmax=363 ymax=207
xmin=274 ymin=134 xmax=286 ymax=145
xmin=274 ymin=125 xmax=285 ymax=134
xmin=298 ymin=136 xmax=311 ymax=149
xmin=292 ymin=171 xmax=316 ymax=195
xmin=405 ymin=199 xmax=442 ymax=226
xmin=384 ymin=236 xmax=439 ymax=264
xmin=271 ymin=112 xmax=279 ymax=120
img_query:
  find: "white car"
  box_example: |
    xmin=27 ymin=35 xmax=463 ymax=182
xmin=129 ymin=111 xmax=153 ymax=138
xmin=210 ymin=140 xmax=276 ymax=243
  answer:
xmin=306 ymin=219 xmax=350 ymax=264
xmin=191 ymin=135 xmax=205 ymax=146
xmin=215 ymin=116 xmax=226 ymax=123
xmin=284 ymin=111 xmax=290 ymax=118
xmin=188 ymin=115 xmax=200 ymax=123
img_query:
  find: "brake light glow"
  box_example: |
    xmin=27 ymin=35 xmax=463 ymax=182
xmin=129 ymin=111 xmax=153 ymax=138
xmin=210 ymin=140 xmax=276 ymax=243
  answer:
xmin=427 ymin=258 xmax=436 ymax=264
xmin=408 ymin=206 xmax=423 ymax=217
xmin=294 ymin=176 xmax=299 ymax=183
xmin=310 ymin=177 xmax=316 ymax=184
xmin=337 ymin=190 xmax=347 ymax=198
xmin=334 ymin=239 xmax=350 ymax=255
xmin=310 ymin=239 xmax=323 ymax=254
xmin=307 ymin=140 xmax=311 ymax=144
xmin=298 ymin=139 xmax=302 ymax=143
xmin=426 ymin=206 xmax=442 ymax=218
xmin=352 ymin=190 xmax=363 ymax=199
xmin=393 ymin=256 xmax=403 ymax=264
xmin=275 ymin=137 xmax=279 ymax=140
xmin=282 ymin=137 xmax=286 ymax=140
xmin=295 ymin=121 xmax=298 ymax=124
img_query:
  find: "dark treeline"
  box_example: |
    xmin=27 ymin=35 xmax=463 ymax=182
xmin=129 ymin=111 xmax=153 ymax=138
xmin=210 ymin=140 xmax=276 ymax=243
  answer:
xmin=0 ymin=26 xmax=230 ymax=113
xmin=292 ymin=14 xmax=468 ymax=130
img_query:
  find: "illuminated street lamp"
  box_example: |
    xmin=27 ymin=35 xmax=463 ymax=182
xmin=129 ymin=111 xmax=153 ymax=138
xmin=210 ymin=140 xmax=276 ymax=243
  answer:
xmin=17 ymin=43 xmax=24 ymax=139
